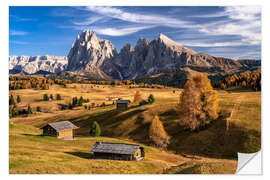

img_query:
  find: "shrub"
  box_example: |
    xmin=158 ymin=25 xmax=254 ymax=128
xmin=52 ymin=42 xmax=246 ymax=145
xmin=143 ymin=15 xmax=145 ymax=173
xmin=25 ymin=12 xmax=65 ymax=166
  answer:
xmin=36 ymin=106 xmax=41 ymax=112
xmin=43 ymin=94 xmax=49 ymax=101
xmin=72 ymin=97 xmax=78 ymax=106
xmin=148 ymin=94 xmax=155 ymax=104
xmin=101 ymin=102 xmax=106 ymax=107
xmin=16 ymin=95 xmax=21 ymax=103
xmin=56 ymin=94 xmax=62 ymax=100
xmin=68 ymin=103 xmax=73 ymax=110
xmin=89 ymin=121 xmax=101 ymax=137
xmin=27 ymin=104 xmax=32 ymax=114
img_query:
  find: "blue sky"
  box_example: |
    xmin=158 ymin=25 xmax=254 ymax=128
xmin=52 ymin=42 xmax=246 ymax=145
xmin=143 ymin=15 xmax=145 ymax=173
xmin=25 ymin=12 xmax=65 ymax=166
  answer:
xmin=9 ymin=6 xmax=261 ymax=59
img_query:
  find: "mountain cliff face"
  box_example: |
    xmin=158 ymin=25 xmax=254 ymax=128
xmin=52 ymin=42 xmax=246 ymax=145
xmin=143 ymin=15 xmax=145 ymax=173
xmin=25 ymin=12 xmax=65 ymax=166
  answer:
xmin=9 ymin=30 xmax=261 ymax=81
xmin=101 ymin=33 xmax=246 ymax=80
xmin=9 ymin=55 xmax=67 ymax=74
xmin=67 ymin=30 xmax=117 ymax=79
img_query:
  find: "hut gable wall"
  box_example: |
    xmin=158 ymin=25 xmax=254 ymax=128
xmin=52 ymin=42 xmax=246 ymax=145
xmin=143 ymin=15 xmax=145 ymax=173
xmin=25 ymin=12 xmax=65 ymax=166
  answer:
xmin=42 ymin=125 xmax=57 ymax=137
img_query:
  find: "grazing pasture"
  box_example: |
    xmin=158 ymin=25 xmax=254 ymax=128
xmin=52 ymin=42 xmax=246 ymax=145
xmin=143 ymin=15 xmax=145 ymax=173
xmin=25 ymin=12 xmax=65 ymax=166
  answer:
xmin=9 ymin=84 xmax=260 ymax=174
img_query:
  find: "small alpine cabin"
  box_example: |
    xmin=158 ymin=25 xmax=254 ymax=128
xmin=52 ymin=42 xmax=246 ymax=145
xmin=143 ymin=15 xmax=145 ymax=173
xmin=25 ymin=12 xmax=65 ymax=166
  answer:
xmin=41 ymin=121 xmax=79 ymax=140
xmin=90 ymin=142 xmax=145 ymax=161
xmin=116 ymin=98 xmax=131 ymax=110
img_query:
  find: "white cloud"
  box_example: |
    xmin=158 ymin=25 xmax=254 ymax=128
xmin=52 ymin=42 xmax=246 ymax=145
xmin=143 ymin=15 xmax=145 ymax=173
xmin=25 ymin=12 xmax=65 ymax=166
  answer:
xmin=10 ymin=30 xmax=28 ymax=36
xmin=182 ymin=41 xmax=245 ymax=47
xmin=197 ymin=6 xmax=261 ymax=46
xmin=72 ymin=16 xmax=104 ymax=26
xmin=86 ymin=6 xmax=194 ymax=28
xmin=92 ymin=26 xmax=154 ymax=36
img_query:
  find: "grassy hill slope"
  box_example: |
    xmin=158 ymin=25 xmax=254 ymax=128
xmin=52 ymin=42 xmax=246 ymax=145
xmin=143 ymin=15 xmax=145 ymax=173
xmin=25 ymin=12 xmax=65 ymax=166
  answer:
xmin=10 ymin=123 xmax=188 ymax=174
xmin=10 ymin=85 xmax=260 ymax=174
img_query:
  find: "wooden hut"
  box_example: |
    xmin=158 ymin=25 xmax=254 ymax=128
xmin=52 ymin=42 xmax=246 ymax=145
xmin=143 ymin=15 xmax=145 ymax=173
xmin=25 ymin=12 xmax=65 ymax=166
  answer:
xmin=116 ymin=98 xmax=130 ymax=110
xmin=41 ymin=121 xmax=79 ymax=140
xmin=90 ymin=142 xmax=145 ymax=161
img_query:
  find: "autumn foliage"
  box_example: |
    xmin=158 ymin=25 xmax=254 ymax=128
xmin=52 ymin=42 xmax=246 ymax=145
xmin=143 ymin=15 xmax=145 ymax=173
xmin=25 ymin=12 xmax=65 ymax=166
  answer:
xmin=216 ymin=68 xmax=261 ymax=91
xmin=149 ymin=115 xmax=170 ymax=149
xmin=179 ymin=74 xmax=218 ymax=131
xmin=133 ymin=90 xmax=144 ymax=103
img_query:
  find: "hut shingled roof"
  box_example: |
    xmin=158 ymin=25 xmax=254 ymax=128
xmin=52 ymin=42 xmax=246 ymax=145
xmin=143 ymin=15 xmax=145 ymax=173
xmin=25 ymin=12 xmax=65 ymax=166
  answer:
xmin=90 ymin=142 xmax=143 ymax=155
xmin=42 ymin=121 xmax=78 ymax=132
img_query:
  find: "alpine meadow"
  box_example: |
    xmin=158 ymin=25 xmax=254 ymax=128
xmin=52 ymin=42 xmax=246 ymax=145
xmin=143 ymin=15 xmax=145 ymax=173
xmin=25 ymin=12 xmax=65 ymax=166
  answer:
xmin=9 ymin=6 xmax=261 ymax=174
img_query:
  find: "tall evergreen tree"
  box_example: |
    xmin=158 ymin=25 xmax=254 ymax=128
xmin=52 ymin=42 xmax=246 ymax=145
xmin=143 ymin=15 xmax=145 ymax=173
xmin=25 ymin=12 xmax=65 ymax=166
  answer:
xmin=16 ymin=95 xmax=21 ymax=103
xmin=78 ymin=96 xmax=84 ymax=106
xmin=89 ymin=121 xmax=101 ymax=137
xmin=148 ymin=94 xmax=155 ymax=104
xmin=43 ymin=94 xmax=49 ymax=101
xmin=27 ymin=104 xmax=32 ymax=114
xmin=9 ymin=95 xmax=15 ymax=106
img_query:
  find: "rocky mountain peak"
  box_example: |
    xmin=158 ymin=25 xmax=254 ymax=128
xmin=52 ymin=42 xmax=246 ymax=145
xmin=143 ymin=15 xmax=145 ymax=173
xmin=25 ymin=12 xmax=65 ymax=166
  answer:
xmin=135 ymin=38 xmax=151 ymax=50
xmin=121 ymin=43 xmax=134 ymax=53
xmin=67 ymin=29 xmax=116 ymax=73
xmin=157 ymin=33 xmax=196 ymax=55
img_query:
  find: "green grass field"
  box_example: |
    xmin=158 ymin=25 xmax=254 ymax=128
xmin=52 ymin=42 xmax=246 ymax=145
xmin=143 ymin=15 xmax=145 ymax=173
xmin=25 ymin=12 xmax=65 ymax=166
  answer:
xmin=9 ymin=84 xmax=260 ymax=174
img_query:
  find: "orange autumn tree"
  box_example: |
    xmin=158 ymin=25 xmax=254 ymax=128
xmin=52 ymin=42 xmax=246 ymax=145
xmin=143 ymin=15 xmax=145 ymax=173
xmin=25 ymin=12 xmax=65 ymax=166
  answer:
xmin=149 ymin=115 xmax=170 ymax=149
xmin=179 ymin=74 xmax=218 ymax=131
xmin=133 ymin=90 xmax=143 ymax=103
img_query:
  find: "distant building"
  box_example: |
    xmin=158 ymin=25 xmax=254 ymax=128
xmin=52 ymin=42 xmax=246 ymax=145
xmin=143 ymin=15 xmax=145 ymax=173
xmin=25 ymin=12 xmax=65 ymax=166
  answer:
xmin=41 ymin=121 xmax=79 ymax=140
xmin=116 ymin=98 xmax=130 ymax=110
xmin=90 ymin=142 xmax=145 ymax=161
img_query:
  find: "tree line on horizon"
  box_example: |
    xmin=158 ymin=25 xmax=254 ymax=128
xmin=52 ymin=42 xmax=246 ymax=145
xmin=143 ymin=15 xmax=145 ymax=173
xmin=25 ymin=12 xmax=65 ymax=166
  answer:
xmin=215 ymin=68 xmax=261 ymax=91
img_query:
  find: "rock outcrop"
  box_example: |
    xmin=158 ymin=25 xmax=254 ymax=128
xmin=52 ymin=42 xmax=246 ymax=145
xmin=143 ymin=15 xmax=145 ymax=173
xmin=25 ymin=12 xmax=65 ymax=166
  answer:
xmin=9 ymin=55 xmax=67 ymax=74
xmin=67 ymin=30 xmax=117 ymax=79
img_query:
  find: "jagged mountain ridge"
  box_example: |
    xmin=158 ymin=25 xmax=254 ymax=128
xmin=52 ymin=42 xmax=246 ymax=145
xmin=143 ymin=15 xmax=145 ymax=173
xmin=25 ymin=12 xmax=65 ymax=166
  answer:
xmin=9 ymin=55 xmax=68 ymax=74
xmin=9 ymin=30 xmax=261 ymax=81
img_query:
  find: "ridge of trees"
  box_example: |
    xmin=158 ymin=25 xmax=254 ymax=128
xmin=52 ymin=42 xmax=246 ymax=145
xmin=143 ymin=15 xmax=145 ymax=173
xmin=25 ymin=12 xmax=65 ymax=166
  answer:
xmin=215 ymin=68 xmax=261 ymax=91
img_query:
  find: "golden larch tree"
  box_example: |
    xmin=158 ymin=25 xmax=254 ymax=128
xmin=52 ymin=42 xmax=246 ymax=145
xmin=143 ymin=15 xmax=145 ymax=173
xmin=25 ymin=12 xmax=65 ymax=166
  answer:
xmin=133 ymin=90 xmax=143 ymax=103
xmin=149 ymin=115 xmax=170 ymax=149
xmin=179 ymin=74 xmax=218 ymax=131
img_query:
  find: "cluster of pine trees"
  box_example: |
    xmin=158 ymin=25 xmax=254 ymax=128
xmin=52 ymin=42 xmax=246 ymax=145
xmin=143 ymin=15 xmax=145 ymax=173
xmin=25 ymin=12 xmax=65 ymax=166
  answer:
xmin=9 ymin=75 xmax=72 ymax=90
xmin=9 ymin=94 xmax=34 ymax=118
xmin=215 ymin=68 xmax=261 ymax=91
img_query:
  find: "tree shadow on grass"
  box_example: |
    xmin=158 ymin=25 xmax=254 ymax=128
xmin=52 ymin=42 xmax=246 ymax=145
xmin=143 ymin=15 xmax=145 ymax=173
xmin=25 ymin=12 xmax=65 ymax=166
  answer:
xmin=166 ymin=116 xmax=261 ymax=160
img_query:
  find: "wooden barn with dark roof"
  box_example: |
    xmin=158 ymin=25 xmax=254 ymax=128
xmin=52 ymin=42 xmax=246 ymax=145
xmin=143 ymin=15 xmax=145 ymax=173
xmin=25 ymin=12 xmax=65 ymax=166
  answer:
xmin=41 ymin=121 xmax=79 ymax=140
xmin=90 ymin=142 xmax=145 ymax=161
xmin=116 ymin=98 xmax=131 ymax=110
